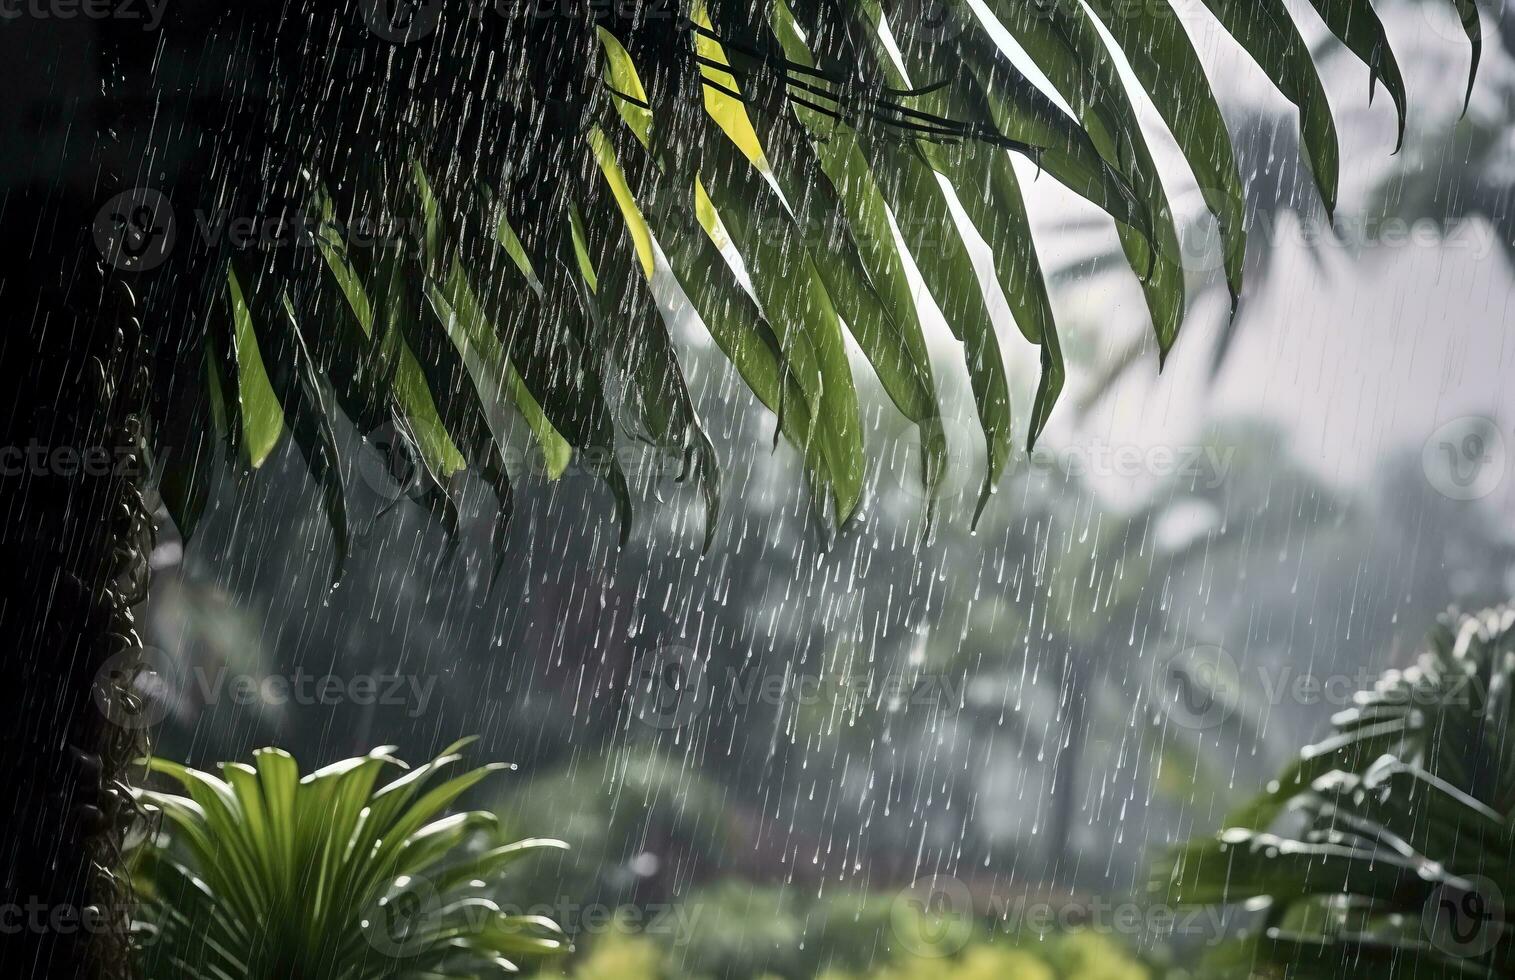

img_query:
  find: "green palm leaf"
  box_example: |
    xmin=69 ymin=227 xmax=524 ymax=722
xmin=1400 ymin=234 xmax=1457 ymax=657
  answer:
xmin=1158 ymin=606 xmax=1515 ymax=979
xmin=130 ymin=741 xmax=570 ymax=979
xmin=142 ymin=1 xmax=1478 ymax=567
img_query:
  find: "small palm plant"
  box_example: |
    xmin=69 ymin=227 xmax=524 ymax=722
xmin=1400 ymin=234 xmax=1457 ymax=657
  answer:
xmin=129 ymin=739 xmax=570 ymax=978
xmin=1157 ymin=606 xmax=1515 ymax=978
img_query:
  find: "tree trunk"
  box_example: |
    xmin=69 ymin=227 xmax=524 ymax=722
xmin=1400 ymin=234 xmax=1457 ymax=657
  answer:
xmin=1 ymin=203 xmax=154 ymax=979
xmin=2 ymin=17 xmax=154 ymax=979
xmin=1045 ymin=652 xmax=1089 ymax=883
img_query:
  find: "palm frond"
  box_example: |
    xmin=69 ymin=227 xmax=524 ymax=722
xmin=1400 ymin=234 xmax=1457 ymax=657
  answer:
xmin=1157 ymin=606 xmax=1515 ymax=979
xmin=140 ymin=1 xmax=1481 ymax=572
xmin=129 ymin=739 xmax=570 ymax=978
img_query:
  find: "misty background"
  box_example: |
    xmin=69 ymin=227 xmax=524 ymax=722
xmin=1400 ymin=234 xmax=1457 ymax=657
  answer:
xmin=134 ymin=1 xmax=1515 ymax=975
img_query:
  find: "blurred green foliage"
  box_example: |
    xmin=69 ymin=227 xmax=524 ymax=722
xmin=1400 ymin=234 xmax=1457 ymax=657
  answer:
xmin=538 ymin=883 xmax=1150 ymax=980
xmin=555 ymin=930 xmax=1147 ymax=980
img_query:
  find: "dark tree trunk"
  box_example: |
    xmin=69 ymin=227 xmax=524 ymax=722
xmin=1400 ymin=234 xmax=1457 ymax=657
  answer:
xmin=2 ymin=16 xmax=154 ymax=979
xmin=1045 ymin=652 xmax=1089 ymax=883
xmin=1 ymin=206 xmax=154 ymax=979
